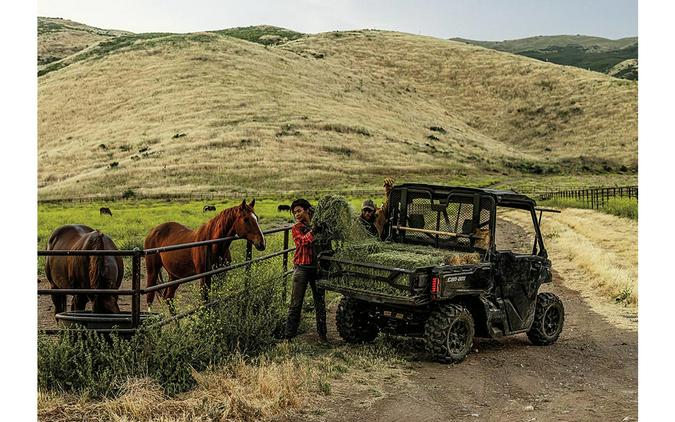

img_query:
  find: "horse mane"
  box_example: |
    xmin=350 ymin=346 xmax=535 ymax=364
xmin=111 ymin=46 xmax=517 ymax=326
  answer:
xmin=85 ymin=231 xmax=108 ymax=289
xmin=196 ymin=206 xmax=239 ymax=241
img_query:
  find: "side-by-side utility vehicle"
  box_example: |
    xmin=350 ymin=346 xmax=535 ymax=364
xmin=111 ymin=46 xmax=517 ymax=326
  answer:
xmin=317 ymin=184 xmax=564 ymax=363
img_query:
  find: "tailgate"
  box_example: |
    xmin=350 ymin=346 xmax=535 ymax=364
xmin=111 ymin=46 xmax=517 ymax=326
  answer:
xmin=317 ymin=254 xmax=431 ymax=305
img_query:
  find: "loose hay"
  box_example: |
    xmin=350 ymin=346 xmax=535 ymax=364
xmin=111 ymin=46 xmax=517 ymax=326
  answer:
xmin=326 ymin=241 xmax=481 ymax=297
xmin=312 ymin=195 xmax=481 ymax=297
xmin=311 ymin=195 xmax=355 ymax=245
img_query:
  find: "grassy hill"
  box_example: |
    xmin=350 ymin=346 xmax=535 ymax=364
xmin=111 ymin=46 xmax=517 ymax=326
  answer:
xmin=37 ymin=21 xmax=637 ymax=200
xmin=452 ymin=35 xmax=638 ymax=79
xmin=38 ymin=17 xmax=130 ymax=66
xmin=608 ymin=59 xmax=638 ymax=80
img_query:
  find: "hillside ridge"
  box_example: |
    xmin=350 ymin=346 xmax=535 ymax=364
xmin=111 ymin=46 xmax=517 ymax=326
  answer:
xmin=38 ymin=23 xmax=637 ymax=199
xmin=451 ymin=34 xmax=638 ymax=79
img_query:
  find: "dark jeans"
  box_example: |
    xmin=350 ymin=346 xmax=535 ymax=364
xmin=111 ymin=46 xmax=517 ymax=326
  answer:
xmin=285 ymin=266 xmax=327 ymax=339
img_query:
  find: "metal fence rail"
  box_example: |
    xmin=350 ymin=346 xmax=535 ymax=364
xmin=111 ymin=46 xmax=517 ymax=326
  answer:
xmin=537 ymin=185 xmax=638 ymax=209
xmin=38 ymin=225 xmax=295 ymax=335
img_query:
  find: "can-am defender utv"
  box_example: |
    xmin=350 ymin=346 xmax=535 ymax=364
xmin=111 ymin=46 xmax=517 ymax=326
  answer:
xmin=316 ymin=184 xmax=564 ymax=363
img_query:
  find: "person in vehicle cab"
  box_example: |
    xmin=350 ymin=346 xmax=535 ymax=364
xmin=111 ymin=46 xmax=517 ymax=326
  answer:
xmin=357 ymin=199 xmax=379 ymax=237
xmin=285 ymin=198 xmax=328 ymax=343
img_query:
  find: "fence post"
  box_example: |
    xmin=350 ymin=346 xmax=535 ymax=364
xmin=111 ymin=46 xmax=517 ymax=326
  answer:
xmin=202 ymin=244 xmax=212 ymax=303
xmin=282 ymin=228 xmax=290 ymax=303
xmin=132 ymin=249 xmax=141 ymax=330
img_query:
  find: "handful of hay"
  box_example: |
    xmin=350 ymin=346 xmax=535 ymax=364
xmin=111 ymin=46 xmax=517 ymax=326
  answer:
xmin=312 ymin=195 xmax=375 ymax=245
xmin=311 ymin=195 xmax=353 ymax=244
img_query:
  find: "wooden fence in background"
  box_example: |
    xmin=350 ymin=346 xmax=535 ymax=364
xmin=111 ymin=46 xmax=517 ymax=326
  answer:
xmin=537 ymin=185 xmax=638 ymax=209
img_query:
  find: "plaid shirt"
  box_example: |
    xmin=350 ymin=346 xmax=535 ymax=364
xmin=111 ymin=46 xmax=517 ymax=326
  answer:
xmin=292 ymin=222 xmax=315 ymax=266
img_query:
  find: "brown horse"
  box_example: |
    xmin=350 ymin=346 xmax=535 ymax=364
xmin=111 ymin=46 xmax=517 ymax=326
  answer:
xmin=45 ymin=224 xmax=124 ymax=318
xmin=144 ymin=199 xmax=265 ymax=305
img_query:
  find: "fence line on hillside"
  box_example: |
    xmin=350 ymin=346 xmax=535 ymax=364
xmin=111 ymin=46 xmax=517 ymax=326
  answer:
xmin=38 ymin=189 xmax=387 ymax=204
xmin=38 ymin=185 xmax=639 ymax=208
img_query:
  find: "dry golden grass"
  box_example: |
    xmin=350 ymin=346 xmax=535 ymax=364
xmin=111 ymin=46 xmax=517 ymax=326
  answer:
xmin=38 ymin=343 xmax=408 ymax=422
xmin=38 ymin=29 xmax=636 ymax=199
xmin=502 ymin=208 xmax=637 ymax=321
xmin=38 ymin=17 xmax=129 ymax=65
xmin=284 ymin=31 xmax=637 ymax=162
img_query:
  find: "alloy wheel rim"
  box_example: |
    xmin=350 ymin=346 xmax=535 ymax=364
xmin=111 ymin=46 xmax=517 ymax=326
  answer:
xmin=446 ymin=319 xmax=470 ymax=354
xmin=543 ymin=306 xmax=561 ymax=337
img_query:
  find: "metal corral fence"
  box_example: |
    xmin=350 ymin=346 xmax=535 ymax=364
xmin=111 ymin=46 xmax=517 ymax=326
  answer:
xmin=38 ymin=225 xmax=295 ymax=336
xmin=537 ymin=185 xmax=638 ymax=209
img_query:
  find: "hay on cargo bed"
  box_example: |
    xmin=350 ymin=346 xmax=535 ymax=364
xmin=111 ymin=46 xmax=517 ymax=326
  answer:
xmin=334 ymin=241 xmax=480 ymax=269
xmin=313 ymin=195 xmax=481 ymax=296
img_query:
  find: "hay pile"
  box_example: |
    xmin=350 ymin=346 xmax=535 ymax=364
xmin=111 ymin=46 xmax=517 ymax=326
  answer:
xmin=334 ymin=241 xmax=480 ymax=268
xmin=327 ymin=241 xmax=480 ymax=297
xmin=312 ymin=195 xmax=375 ymax=246
xmin=312 ymin=195 xmax=480 ymax=297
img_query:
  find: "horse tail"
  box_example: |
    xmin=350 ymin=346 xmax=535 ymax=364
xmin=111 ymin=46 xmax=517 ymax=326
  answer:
xmin=85 ymin=232 xmax=108 ymax=289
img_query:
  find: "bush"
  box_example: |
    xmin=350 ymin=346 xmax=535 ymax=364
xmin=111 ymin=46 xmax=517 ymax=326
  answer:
xmin=38 ymin=262 xmax=288 ymax=397
xmin=604 ymin=197 xmax=638 ymax=219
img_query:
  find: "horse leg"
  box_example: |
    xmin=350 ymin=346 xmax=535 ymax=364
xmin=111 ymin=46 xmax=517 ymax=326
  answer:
xmin=163 ymin=275 xmax=179 ymax=316
xmin=46 ymin=260 xmax=66 ymax=319
xmin=51 ymin=293 xmax=66 ymax=319
xmin=71 ymin=294 xmax=88 ymax=311
xmin=145 ymin=254 xmax=162 ymax=306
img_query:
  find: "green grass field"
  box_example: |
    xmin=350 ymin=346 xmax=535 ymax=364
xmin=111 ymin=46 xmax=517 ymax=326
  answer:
xmin=37 ymin=196 xmax=374 ymax=275
xmin=540 ymin=196 xmax=637 ymax=219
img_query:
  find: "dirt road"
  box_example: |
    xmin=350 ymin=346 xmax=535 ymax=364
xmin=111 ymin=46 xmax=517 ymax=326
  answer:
xmin=303 ymin=217 xmax=638 ymax=422
xmin=307 ymin=275 xmax=637 ymax=422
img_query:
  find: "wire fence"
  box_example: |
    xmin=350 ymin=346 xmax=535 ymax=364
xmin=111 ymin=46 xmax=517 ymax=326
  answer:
xmin=536 ymin=185 xmax=638 ymax=209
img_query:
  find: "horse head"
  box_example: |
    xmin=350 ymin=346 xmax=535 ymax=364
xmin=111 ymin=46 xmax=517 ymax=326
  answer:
xmin=233 ymin=199 xmax=266 ymax=251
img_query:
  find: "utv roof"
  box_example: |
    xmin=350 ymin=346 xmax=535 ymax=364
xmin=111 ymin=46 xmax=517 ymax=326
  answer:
xmin=393 ymin=183 xmax=536 ymax=206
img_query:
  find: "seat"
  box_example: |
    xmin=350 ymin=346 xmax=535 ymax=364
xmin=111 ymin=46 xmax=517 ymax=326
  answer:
xmin=408 ymin=214 xmax=426 ymax=229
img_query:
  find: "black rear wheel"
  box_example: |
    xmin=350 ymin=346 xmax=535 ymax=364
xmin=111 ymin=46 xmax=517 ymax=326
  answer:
xmin=424 ymin=303 xmax=475 ymax=363
xmin=527 ymin=292 xmax=565 ymax=345
xmin=336 ymin=297 xmax=379 ymax=343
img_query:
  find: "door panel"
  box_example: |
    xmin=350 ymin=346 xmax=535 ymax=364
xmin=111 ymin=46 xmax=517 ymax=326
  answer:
xmin=494 ymin=252 xmax=546 ymax=332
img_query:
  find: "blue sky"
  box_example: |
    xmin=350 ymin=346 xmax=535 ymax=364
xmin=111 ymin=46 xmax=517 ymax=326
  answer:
xmin=37 ymin=0 xmax=637 ymax=40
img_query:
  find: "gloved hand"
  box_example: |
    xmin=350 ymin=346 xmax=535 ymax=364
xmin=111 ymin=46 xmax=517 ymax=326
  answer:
xmin=384 ymin=177 xmax=395 ymax=196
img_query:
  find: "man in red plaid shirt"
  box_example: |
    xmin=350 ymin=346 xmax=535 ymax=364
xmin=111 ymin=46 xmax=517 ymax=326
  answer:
xmin=284 ymin=198 xmax=327 ymax=342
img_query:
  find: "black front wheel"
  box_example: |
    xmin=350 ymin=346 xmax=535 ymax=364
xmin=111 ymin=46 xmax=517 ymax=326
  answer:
xmin=424 ymin=304 xmax=475 ymax=363
xmin=527 ymin=292 xmax=565 ymax=345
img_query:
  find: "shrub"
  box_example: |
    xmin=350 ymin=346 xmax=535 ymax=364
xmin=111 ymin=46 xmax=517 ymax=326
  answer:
xmin=122 ymin=189 xmax=136 ymax=199
xmin=604 ymin=197 xmax=638 ymax=219
xmin=38 ymin=263 xmax=288 ymax=397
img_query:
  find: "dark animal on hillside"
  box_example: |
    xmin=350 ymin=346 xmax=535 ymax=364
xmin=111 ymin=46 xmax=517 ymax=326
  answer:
xmin=277 ymin=204 xmax=291 ymax=212
xmin=203 ymin=204 xmax=216 ymax=212
xmin=100 ymin=207 xmax=113 ymax=216
xmin=144 ymin=199 xmax=266 ymax=305
xmin=45 ymin=225 xmax=124 ymax=319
